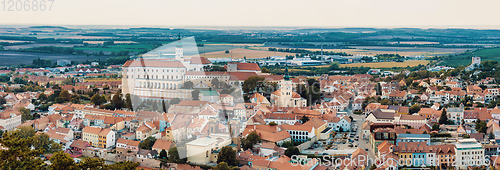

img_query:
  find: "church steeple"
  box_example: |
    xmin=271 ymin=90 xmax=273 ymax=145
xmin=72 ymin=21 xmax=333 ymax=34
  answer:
xmin=176 ymin=33 xmax=182 ymax=48
xmin=284 ymin=64 xmax=290 ymax=81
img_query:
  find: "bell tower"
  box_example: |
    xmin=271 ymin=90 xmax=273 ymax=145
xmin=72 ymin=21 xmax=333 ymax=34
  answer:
xmin=279 ymin=65 xmax=293 ymax=107
xmin=175 ymin=33 xmax=183 ymax=61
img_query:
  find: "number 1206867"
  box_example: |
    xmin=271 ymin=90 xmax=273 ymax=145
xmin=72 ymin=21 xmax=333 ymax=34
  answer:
xmin=2 ymin=0 xmax=54 ymax=12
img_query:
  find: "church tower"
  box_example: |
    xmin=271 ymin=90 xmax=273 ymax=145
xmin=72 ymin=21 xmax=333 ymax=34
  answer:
xmin=175 ymin=33 xmax=183 ymax=61
xmin=279 ymin=65 xmax=293 ymax=107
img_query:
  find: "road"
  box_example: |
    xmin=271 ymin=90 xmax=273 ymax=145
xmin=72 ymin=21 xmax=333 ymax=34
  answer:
xmin=350 ymin=113 xmax=376 ymax=163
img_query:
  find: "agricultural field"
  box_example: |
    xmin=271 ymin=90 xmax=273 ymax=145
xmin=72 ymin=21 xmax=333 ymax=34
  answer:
xmin=197 ymin=45 xmax=240 ymax=54
xmin=327 ymin=60 xmax=431 ymax=68
xmin=196 ymin=48 xmax=296 ymax=59
xmin=0 ymin=51 xmax=110 ymax=66
xmin=74 ymin=44 xmax=156 ymax=53
xmin=387 ymin=41 xmax=440 ymax=45
xmin=441 ymin=47 xmax=500 ymax=67
xmin=248 ymin=46 xmax=471 ymax=56
xmin=3 ymin=43 xmax=81 ymax=50
xmin=0 ymin=40 xmax=32 ymax=43
xmin=83 ymin=41 xmax=138 ymax=44
xmin=202 ymin=43 xmax=263 ymax=46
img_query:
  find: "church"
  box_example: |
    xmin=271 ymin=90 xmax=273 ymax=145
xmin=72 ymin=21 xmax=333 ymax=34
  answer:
xmin=270 ymin=67 xmax=307 ymax=107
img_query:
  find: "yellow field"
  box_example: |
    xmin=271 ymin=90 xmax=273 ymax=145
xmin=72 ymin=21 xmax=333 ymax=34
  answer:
xmin=388 ymin=41 xmax=439 ymax=45
xmin=336 ymin=60 xmax=430 ymax=68
xmin=83 ymin=41 xmax=137 ymax=44
xmin=204 ymin=43 xmax=263 ymax=47
xmin=198 ymin=48 xmax=296 ymax=59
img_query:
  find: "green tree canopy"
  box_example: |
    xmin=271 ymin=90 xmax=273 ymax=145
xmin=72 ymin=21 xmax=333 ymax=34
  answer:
xmin=242 ymin=76 xmax=265 ymax=94
xmin=60 ymin=90 xmax=71 ymax=101
xmin=192 ymin=89 xmax=200 ymax=100
xmin=284 ymin=146 xmax=300 ymax=157
xmin=409 ymin=104 xmax=421 ymax=114
xmin=108 ymin=161 xmax=140 ymax=170
xmin=438 ymin=108 xmax=448 ymax=125
xmin=33 ymin=133 xmax=51 ymax=151
xmin=0 ymin=130 xmax=45 ymax=169
xmin=78 ymin=157 xmax=107 ymax=170
xmin=242 ymin=131 xmax=262 ymax=150
xmin=112 ymin=91 xmax=124 ymax=109
xmin=17 ymin=125 xmax=35 ymax=138
xmin=300 ymin=115 xmax=310 ymax=123
xmin=91 ymin=94 xmax=104 ymax=105
xmin=167 ymin=147 xmax=186 ymax=163
xmin=215 ymin=162 xmax=230 ymax=170
xmin=182 ymin=81 xmax=194 ymax=89
xmin=125 ymin=93 xmax=133 ymax=111
xmin=217 ymin=146 xmax=238 ymax=166
xmin=159 ymin=149 xmax=167 ymax=159
xmin=139 ymin=136 xmax=156 ymax=150
xmin=49 ymin=151 xmax=78 ymax=170
xmin=19 ymin=107 xmax=33 ymax=123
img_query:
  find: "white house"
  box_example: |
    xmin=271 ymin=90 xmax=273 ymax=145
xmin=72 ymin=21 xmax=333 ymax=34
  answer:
xmin=365 ymin=109 xmax=395 ymax=123
xmin=325 ymin=115 xmax=352 ymax=132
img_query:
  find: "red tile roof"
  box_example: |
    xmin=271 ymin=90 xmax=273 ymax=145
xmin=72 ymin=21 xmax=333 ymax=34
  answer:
xmin=123 ymin=59 xmax=185 ymax=68
xmin=236 ymin=63 xmax=261 ymax=71
xmin=189 ymin=57 xmax=212 ymax=64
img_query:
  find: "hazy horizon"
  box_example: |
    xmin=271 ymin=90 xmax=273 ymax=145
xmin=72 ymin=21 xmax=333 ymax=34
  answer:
xmin=2 ymin=0 xmax=500 ymax=29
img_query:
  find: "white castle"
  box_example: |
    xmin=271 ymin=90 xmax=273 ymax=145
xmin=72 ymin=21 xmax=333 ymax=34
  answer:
xmin=121 ymin=35 xmax=213 ymax=100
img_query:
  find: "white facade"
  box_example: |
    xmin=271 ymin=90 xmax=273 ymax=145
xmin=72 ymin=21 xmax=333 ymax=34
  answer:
xmin=0 ymin=113 xmax=21 ymax=130
xmin=186 ymin=134 xmax=231 ymax=165
xmin=447 ymin=106 xmax=464 ymax=124
xmin=454 ymin=139 xmax=485 ymax=169
xmin=284 ymin=128 xmax=316 ymax=142
xmin=327 ymin=117 xmax=351 ymax=132
xmin=270 ymin=79 xmax=307 ymax=107
xmin=105 ymin=130 xmax=116 ymax=148
xmin=426 ymin=152 xmax=437 ymax=167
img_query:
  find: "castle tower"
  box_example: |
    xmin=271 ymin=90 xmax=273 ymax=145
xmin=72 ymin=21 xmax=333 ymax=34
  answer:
xmin=175 ymin=33 xmax=183 ymax=61
xmin=472 ymin=57 xmax=481 ymax=65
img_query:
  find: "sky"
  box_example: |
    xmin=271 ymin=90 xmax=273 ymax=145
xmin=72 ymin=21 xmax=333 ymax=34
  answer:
xmin=2 ymin=0 xmax=500 ymax=28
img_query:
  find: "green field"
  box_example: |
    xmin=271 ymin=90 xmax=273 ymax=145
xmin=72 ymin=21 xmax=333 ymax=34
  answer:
xmin=441 ymin=47 xmax=500 ymax=67
xmin=74 ymin=44 xmax=156 ymax=53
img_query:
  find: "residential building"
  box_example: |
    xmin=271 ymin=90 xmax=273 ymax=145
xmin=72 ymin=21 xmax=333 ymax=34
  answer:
xmin=396 ymin=134 xmax=430 ymax=145
xmin=454 ymin=139 xmax=485 ymax=169
xmin=186 ymin=134 xmax=231 ymax=165
xmin=280 ymin=124 xmax=315 ymax=142
xmin=152 ymin=139 xmax=175 ymax=155
xmin=82 ymin=126 xmax=115 ymax=148
xmin=0 ymin=109 xmax=22 ymax=130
